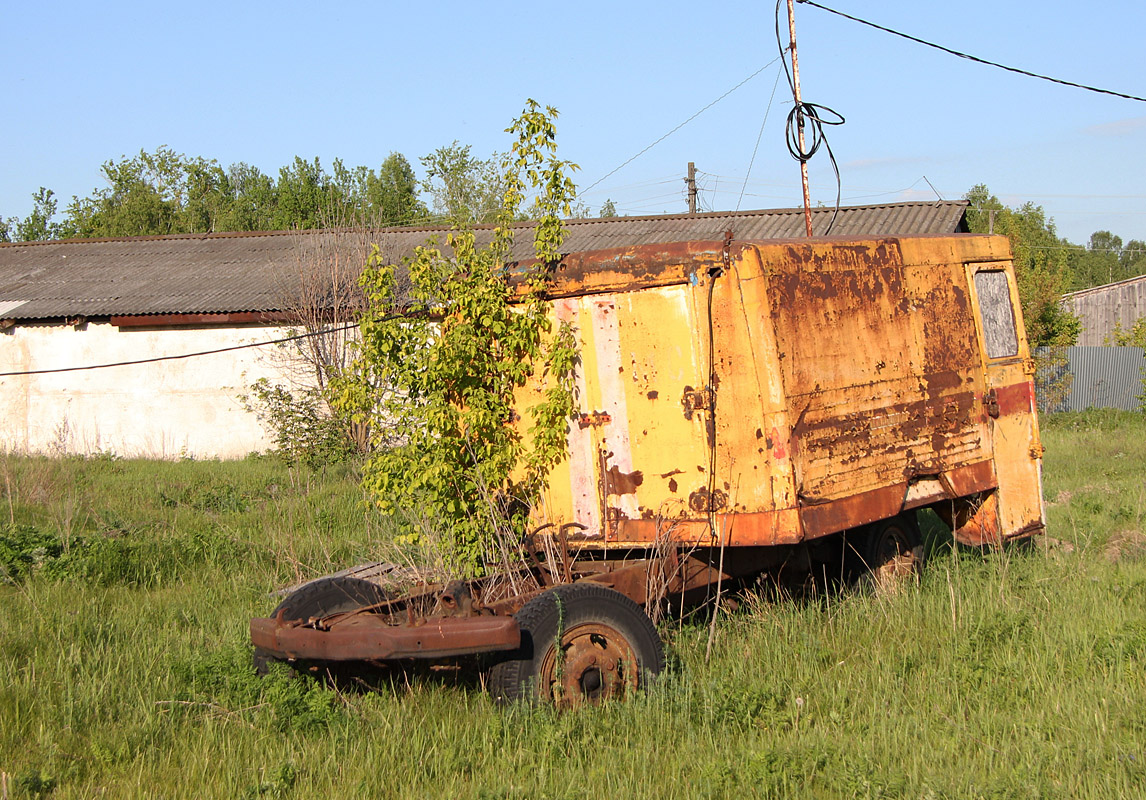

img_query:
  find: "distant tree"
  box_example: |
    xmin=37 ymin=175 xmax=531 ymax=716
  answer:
xmin=223 ymin=162 xmax=277 ymax=231
xmin=271 ymin=156 xmax=333 ymax=231
xmin=179 ymin=159 xmax=235 ymax=234
xmin=1122 ymin=239 xmax=1146 ymax=274
xmin=1 ymin=187 xmax=61 ymax=242
xmin=46 ymin=147 xmax=428 ymax=239
xmin=1069 ymin=230 xmax=1124 ymax=289
xmin=62 ymin=147 xmax=194 ymax=238
xmin=330 ymin=153 xmax=427 ymax=227
xmin=1063 ymin=230 xmax=1146 ymax=291
xmin=373 ymin=152 xmax=427 ymax=225
xmin=420 ymin=142 xmax=507 ymax=226
xmin=599 ymin=198 xmax=618 ymax=218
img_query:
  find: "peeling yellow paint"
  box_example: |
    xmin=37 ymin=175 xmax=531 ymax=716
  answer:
xmin=520 ymin=235 xmax=1044 ymax=550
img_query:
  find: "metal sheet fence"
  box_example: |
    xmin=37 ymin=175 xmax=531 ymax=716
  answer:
xmin=1035 ymin=346 xmax=1145 ymax=412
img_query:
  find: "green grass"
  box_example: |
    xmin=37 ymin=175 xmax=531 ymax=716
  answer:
xmin=2 ymin=413 xmax=1145 ymax=798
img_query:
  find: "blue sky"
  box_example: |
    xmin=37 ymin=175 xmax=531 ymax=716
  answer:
xmin=3 ymin=0 xmax=1144 ymax=244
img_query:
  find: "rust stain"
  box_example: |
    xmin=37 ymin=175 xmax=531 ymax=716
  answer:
xmin=688 ymin=487 xmax=728 ymax=513
xmin=604 ymin=465 xmax=644 ymax=496
xmin=949 ymin=491 xmax=1003 ymax=547
xmin=770 ymin=427 xmax=786 ymax=459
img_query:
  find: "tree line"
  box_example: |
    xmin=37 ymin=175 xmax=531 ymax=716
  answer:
xmin=0 ymin=144 xmax=617 ymax=243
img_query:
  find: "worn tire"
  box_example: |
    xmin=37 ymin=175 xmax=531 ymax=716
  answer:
xmin=852 ymin=513 xmax=924 ymax=593
xmin=254 ymin=576 xmax=392 ymax=674
xmin=488 ymin=583 xmax=664 ymax=707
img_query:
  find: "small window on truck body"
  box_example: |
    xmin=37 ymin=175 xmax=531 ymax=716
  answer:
xmin=973 ymin=270 xmax=1019 ymax=359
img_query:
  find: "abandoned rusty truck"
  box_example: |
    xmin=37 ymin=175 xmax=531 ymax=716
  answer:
xmin=251 ymin=233 xmax=1047 ymax=705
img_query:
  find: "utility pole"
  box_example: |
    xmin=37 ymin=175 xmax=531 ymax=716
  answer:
xmin=787 ymin=0 xmax=814 ymax=237
xmin=687 ymin=162 xmax=697 ymax=214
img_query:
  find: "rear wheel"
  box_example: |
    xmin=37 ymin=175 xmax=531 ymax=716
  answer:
xmin=488 ymin=583 xmax=664 ymax=707
xmin=254 ymin=576 xmax=392 ymax=674
xmin=852 ymin=513 xmax=924 ymax=593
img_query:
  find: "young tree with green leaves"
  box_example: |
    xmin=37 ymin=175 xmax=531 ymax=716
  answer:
xmin=335 ymin=101 xmax=579 ymax=576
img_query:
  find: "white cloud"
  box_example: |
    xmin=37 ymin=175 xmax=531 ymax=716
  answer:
xmin=1082 ymin=117 xmax=1146 ymax=137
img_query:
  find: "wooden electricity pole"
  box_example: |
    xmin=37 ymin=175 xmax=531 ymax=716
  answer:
xmin=687 ymin=162 xmax=697 ymax=214
xmin=787 ymin=0 xmax=814 ymax=237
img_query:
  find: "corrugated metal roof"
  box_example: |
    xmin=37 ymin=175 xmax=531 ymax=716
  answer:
xmin=0 ymin=201 xmax=968 ymax=320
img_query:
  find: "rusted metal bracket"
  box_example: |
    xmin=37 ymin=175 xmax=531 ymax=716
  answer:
xmin=578 ymin=411 xmax=612 ymax=429
xmin=436 ymin=580 xmax=477 ymax=618
xmin=681 ymin=385 xmax=714 ymax=420
xmin=984 ymin=388 xmax=1000 ymax=419
xmin=557 ymin=522 xmax=586 ymax=584
xmin=711 ymin=229 xmax=733 ymax=277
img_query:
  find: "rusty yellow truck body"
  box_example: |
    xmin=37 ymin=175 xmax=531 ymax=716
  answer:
xmin=525 ymin=233 xmax=1045 ymax=551
xmin=251 ymin=232 xmax=1046 ymax=705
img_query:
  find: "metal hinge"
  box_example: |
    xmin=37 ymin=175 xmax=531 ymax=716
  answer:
xmin=984 ymin=388 xmax=1000 ymax=419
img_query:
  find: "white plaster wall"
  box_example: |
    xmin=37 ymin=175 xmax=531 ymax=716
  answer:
xmin=0 ymin=321 xmax=300 ymax=459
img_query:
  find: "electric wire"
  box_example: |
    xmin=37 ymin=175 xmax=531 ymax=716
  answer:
xmin=797 ymin=0 xmax=1146 ymax=104
xmin=0 ymin=320 xmax=384 ymax=377
xmin=776 ymin=0 xmax=846 ymax=233
xmin=579 ymin=54 xmax=786 ymax=198
xmin=738 ymin=65 xmax=786 ymax=211
xmin=702 ymin=260 xmax=731 ymax=662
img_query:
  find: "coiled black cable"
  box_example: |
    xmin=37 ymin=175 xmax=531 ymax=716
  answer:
xmin=775 ymin=0 xmax=846 ymax=234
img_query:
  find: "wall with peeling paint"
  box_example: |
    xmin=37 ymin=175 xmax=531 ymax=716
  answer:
xmin=0 ymin=321 xmax=295 ymax=458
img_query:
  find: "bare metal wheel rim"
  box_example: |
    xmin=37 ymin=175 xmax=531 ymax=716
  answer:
xmin=538 ymin=621 xmax=639 ymax=708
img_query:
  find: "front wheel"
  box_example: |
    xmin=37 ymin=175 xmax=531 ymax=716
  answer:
xmin=488 ymin=583 xmax=664 ymax=707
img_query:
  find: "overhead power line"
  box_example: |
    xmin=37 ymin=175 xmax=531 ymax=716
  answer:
xmin=0 ymin=321 xmax=369 ymax=377
xmin=579 ymin=55 xmax=785 ymax=198
xmin=797 ymin=0 xmax=1146 ymax=103
xmin=738 ymin=66 xmax=786 ymax=211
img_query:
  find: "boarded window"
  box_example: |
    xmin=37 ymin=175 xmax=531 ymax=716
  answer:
xmin=974 ymin=271 xmax=1018 ymax=359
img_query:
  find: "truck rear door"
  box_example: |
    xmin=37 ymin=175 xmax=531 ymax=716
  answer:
xmin=966 ymin=263 xmax=1047 ymax=540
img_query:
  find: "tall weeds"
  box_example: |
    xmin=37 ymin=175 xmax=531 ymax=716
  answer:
xmin=1 ymin=413 xmax=1144 ymax=797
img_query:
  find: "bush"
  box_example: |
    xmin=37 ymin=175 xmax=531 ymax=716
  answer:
xmin=244 ymin=379 xmax=359 ymax=469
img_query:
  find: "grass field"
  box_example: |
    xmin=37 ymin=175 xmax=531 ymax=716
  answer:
xmin=2 ymin=411 xmax=1145 ymax=798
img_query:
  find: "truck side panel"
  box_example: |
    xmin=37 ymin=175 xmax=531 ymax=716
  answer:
xmin=760 ymin=239 xmax=993 ymax=539
xmin=529 ymin=234 xmax=1044 ymax=548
